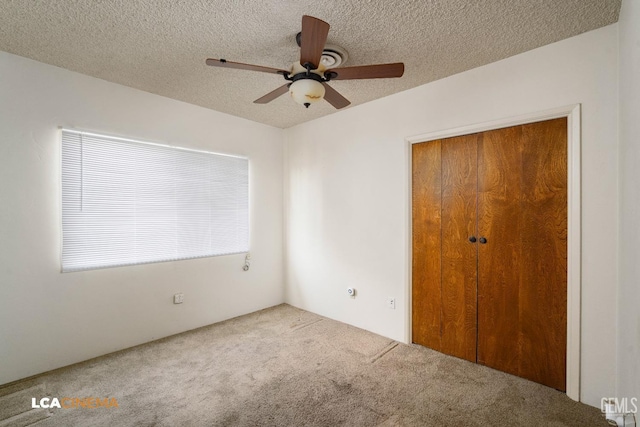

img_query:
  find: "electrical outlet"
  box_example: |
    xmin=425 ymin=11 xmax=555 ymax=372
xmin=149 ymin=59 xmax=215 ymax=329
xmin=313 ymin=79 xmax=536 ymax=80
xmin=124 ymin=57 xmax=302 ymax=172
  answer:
xmin=174 ymin=293 xmax=184 ymax=304
xmin=387 ymin=298 xmax=396 ymax=309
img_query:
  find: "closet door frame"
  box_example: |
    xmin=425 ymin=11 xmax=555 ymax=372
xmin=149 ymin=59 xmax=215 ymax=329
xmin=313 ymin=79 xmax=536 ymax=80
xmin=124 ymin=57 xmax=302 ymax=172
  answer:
xmin=406 ymin=104 xmax=581 ymax=402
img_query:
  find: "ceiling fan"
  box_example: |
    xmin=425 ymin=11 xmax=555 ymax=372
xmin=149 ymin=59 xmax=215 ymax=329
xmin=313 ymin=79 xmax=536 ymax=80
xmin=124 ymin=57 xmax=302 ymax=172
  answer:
xmin=206 ymin=15 xmax=405 ymax=110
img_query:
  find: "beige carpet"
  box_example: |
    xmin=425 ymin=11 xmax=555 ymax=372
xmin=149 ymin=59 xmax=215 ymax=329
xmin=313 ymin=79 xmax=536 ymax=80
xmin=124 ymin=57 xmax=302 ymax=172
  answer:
xmin=0 ymin=304 xmax=607 ymax=426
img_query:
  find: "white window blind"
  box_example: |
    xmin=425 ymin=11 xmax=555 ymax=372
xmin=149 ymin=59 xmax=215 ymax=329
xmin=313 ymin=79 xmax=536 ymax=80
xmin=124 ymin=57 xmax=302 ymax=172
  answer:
xmin=61 ymin=129 xmax=249 ymax=272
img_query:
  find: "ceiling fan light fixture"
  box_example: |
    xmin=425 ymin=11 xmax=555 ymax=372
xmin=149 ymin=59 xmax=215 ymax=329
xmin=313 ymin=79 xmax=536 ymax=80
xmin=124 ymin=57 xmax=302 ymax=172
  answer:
xmin=289 ymin=78 xmax=325 ymax=108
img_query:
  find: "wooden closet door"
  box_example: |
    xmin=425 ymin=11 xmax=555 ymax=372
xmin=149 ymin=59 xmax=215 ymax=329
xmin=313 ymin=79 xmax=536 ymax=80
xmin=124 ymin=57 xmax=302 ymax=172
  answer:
xmin=476 ymin=125 xmax=523 ymax=375
xmin=411 ymin=135 xmax=478 ymax=362
xmin=440 ymin=134 xmax=479 ymax=362
xmin=477 ymin=118 xmax=567 ymax=390
xmin=412 ymin=141 xmax=442 ymax=351
xmin=519 ymin=118 xmax=567 ymax=390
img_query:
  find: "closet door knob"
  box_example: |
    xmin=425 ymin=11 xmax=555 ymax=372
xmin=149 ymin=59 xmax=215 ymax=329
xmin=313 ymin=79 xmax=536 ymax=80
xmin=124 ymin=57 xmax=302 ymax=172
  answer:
xmin=479 ymin=237 xmax=487 ymax=244
xmin=468 ymin=236 xmax=477 ymax=243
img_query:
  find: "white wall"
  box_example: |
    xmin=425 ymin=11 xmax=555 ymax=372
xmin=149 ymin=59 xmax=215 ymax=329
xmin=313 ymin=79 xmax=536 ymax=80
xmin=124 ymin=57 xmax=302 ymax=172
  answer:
xmin=0 ymin=51 xmax=284 ymax=385
xmin=284 ymin=25 xmax=619 ymax=406
xmin=617 ymin=0 xmax=640 ymax=403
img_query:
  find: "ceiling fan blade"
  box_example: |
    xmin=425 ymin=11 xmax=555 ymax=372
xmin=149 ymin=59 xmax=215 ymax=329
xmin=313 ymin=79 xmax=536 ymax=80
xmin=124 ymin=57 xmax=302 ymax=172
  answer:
xmin=253 ymin=84 xmax=290 ymax=104
xmin=299 ymin=15 xmax=330 ymax=69
xmin=322 ymin=83 xmax=350 ymax=109
xmin=206 ymin=58 xmax=288 ymax=75
xmin=326 ymin=63 xmax=405 ymax=80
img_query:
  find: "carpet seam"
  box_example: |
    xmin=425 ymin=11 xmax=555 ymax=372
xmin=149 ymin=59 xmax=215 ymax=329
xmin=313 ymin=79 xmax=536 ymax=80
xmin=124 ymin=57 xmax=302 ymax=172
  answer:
xmin=288 ymin=318 xmax=324 ymax=332
xmin=369 ymin=342 xmax=399 ymax=364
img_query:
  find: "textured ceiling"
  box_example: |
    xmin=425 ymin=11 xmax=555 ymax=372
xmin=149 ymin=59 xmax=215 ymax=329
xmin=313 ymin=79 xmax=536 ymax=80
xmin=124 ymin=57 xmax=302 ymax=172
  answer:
xmin=0 ymin=0 xmax=621 ymax=128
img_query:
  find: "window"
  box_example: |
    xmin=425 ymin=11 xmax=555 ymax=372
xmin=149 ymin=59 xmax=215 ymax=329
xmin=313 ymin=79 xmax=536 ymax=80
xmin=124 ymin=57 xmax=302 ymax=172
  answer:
xmin=61 ymin=129 xmax=249 ymax=272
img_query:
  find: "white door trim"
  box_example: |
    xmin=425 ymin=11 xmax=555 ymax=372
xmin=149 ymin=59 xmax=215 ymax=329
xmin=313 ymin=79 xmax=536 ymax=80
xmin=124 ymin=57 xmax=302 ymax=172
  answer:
xmin=405 ymin=104 xmax=581 ymax=401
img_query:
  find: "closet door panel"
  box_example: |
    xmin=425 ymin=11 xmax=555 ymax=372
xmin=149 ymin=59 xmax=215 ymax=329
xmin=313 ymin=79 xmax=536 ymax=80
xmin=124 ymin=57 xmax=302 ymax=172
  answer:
xmin=477 ymin=119 xmax=567 ymax=391
xmin=412 ymin=141 xmax=443 ymax=350
xmin=477 ymin=126 xmax=523 ymax=375
xmin=440 ymin=134 xmax=478 ymax=362
xmin=519 ymin=118 xmax=567 ymax=391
